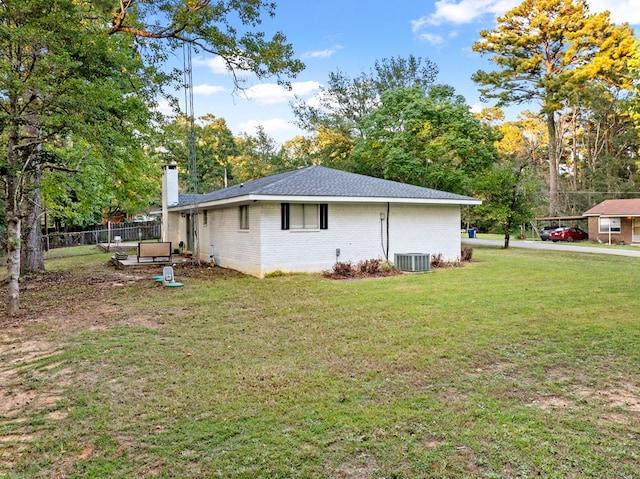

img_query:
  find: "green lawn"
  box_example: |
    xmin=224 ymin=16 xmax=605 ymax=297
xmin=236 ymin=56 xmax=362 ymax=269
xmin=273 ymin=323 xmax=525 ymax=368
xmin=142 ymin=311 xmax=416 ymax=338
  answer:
xmin=1 ymin=247 xmax=639 ymax=478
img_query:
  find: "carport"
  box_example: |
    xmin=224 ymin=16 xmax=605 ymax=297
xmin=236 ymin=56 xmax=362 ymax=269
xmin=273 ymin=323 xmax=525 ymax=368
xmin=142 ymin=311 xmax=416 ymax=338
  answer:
xmin=530 ymin=216 xmax=587 ymax=240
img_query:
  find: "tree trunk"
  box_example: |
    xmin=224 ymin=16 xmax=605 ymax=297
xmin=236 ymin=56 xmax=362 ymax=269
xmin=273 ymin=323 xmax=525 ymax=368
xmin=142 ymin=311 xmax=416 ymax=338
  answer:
xmin=22 ymin=116 xmax=45 ymax=274
xmin=22 ymin=171 xmax=45 ymax=274
xmin=546 ymin=112 xmax=559 ymax=215
xmin=5 ymin=108 xmax=24 ymax=315
xmin=5 ymin=167 xmax=22 ymax=315
xmin=6 ymin=214 xmax=21 ymax=315
xmin=503 ymin=227 xmax=511 ymax=249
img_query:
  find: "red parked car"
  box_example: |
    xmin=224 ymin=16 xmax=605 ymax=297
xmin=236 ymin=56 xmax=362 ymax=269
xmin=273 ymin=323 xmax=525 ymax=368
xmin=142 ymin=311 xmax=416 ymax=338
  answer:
xmin=550 ymin=227 xmax=588 ymax=242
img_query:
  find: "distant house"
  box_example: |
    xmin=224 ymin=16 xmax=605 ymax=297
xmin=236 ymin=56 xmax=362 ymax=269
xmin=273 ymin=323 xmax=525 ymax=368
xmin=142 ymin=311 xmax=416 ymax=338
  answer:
xmin=583 ymin=199 xmax=640 ymax=244
xmin=161 ymin=163 xmax=481 ymax=277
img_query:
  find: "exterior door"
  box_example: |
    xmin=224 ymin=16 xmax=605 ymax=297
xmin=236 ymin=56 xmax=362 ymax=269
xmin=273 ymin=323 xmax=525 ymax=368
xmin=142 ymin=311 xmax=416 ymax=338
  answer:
xmin=186 ymin=214 xmax=193 ymax=251
xmin=633 ymin=218 xmax=640 ymax=244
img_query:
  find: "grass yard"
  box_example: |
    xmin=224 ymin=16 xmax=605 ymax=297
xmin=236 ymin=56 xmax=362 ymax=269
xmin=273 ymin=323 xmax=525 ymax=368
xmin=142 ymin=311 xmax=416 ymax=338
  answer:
xmin=1 ymin=247 xmax=639 ymax=478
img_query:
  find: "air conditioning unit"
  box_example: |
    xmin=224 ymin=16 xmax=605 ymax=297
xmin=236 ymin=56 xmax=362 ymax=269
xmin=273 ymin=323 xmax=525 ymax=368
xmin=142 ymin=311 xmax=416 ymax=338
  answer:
xmin=394 ymin=253 xmax=430 ymax=272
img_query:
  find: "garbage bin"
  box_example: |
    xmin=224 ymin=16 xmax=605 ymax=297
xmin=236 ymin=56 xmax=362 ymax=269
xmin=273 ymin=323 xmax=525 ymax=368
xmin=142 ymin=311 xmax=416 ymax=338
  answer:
xmin=467 ymin=228 xmax=476 ymax=239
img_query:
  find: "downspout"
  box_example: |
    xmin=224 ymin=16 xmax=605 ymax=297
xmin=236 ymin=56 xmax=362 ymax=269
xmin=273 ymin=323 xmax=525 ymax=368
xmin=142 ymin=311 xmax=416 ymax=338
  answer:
xmin=380 ymin=203 xmax=390 ymax=261
xmin=386 ymin=202 xmax=390 ymax=261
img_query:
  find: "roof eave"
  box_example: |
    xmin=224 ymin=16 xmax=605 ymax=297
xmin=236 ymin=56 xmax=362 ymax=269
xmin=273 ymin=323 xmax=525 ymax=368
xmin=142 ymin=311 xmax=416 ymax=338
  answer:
xmin=170 ymin=194 xmax=481 ymax=209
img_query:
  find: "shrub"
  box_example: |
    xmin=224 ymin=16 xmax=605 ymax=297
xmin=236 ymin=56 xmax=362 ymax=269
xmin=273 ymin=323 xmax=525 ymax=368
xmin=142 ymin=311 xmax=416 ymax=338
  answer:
xmin=330 ymin=261 xmax=356 ymax=278
xmin=357 ymin=258 xmax=380 ymax=275
xmin=430 ymin=252 xmax=463 ymax=269
xmin=461 ymin=247 xmax=473 ymax=262
xmin=324 ymin=258 xmax=401 ymax=279
xmin=430 ymin=253 xmax=445 ymax=268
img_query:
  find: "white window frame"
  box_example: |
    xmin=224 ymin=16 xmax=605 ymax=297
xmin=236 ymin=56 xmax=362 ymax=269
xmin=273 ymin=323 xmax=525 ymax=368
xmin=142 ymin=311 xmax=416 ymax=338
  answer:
xmin=290 ymin=203 xmax=319 ymax=230
xmin=599 ymin=217 xmax=621 ymax=233
xmin=281 ymin=203 xmax=328 ymax=230
xmin=239 ymin=205 xmax=249 ymax=230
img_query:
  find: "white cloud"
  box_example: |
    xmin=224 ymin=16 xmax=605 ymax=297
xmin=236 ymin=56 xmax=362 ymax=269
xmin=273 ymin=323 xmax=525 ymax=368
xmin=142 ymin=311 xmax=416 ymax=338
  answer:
xmin=237 ymin=118 xmax=304 ymax=144
xmin=411 ymin=16 xmax=429 ymax=33
xmin=154 ymin=99 xmax=174 ymax=116
xmin=193 ymin=84 xmax=226 ymax=95
xmin=589 ymin=0 xmax=640 ymax=25
xmin=192 ymin=55 xmax=253 ymax=77
xmin=470 ymin=103 xmax=483 ymax=113
xmin=416 ymin=0 xmax=640 ymax=28
xmin=426 ymin=0 xmax=517 ymax=26
xmin=244 ymin=81 xmax=321 ymax=105
xmin=193 ymin=56 xmax=229 ymax=74
xmin=412 ymin=0 xmax=519 ymax=46
xmin=418 ymin=32 xmax=445 ymax=45
xmin=302 ymin=45 xmax=344 ymax=59
xmin=412 ymin=0 xmax=640 ymax=47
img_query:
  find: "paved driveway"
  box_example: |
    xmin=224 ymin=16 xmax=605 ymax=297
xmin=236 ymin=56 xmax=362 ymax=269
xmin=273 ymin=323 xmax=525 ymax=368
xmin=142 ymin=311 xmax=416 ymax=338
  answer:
xmin=462 ymin=238 xmax=640 ymax=258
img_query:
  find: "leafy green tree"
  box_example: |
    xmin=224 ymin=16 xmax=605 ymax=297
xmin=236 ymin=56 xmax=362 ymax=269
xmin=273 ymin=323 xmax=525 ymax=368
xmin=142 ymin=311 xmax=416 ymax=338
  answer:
xmin=352 ymin=86 xmax=499 ymax=195
xmin=371 ymin=55 xmax=438 ymax=94
xmin=0 ymin=0 xmax=155 ymax=313
xmin=474 ymin=119 xmax=544 ymax=247
xmin=292 ymin=69 xmax=376 ymax=141
xmin=156 ymin=114 xmax=239 ymax=193
xmin=107 ymin=0 xmax=303 ymax=90
xmin=197 ymin=115 xmax=239 ymax=192
xmin=230 ymin=126 xmax=283 ymax=182
xmin=475 ymin=163 xmax=540 ymax=248
xmin=1 ymin=0 xmax=303 ymax=314
xmin=291 ymin=55 xmax=438 ymax=158
xmin=562 ymin=85 xmax=640 ymax=212
xmin=472 ymin=0 xmax=636 ymax=214
xmin=279 ymin=136 xmax=320 ymax=169
xmin=42 ymin=137 xmax=161 ymax=228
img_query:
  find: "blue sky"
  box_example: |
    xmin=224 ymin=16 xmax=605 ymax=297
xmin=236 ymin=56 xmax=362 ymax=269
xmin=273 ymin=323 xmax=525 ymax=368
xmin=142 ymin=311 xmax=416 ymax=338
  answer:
xmin=163 ymin=0 xmax=640 ymax=145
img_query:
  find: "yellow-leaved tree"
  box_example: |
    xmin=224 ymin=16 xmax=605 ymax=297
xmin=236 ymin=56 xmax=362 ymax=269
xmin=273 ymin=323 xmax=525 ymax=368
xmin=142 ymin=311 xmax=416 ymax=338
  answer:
xmin=472 ymin=0 xmax=636 ymax=214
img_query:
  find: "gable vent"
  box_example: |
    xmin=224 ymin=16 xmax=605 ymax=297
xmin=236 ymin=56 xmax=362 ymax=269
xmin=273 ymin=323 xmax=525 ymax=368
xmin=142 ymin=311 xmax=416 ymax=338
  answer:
xmin=394 ymin=253 xmax=430 ymax=272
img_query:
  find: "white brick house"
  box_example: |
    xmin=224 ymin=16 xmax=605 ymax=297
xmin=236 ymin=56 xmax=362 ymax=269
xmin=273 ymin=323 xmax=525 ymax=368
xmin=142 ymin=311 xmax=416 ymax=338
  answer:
xmin=161 ymin=164 xmax=481 ymax=277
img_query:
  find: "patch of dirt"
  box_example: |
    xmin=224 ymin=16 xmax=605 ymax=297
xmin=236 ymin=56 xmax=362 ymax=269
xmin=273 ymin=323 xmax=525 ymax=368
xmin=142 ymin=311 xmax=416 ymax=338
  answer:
xmin=0 ymin=262 xmax=237 ymax=470
xmin=575 ymin=383 xmax=640 ymax=412
xmin=529 ymin=382 xmax=640 ymax=417
xmin=0 ymin=265 xmax=234 ymax=468
xmin=422 ymin=436 xmax=445 ymax=449
xmin=330 ymin=455 xmax=380 ymax=479
xmin=529 ymin=395 xmax=571 ymax=410
xmin=0 ymin=337 xmax=68 ymax=469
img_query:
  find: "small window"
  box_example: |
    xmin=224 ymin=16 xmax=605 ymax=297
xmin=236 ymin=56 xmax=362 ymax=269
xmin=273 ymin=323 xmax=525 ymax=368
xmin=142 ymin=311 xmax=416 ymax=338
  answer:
xmin=599 ymin=217 xmax=620 ymax=233
xmin=281 ymin=203 xmax=328 ymax=230
xmin=203 ymin=210 xmax=208 ymax=226
xmin=291 ymin=204 xmax=318 ymax=229
xmin=239 ymin=205 xmax=249 ymax=230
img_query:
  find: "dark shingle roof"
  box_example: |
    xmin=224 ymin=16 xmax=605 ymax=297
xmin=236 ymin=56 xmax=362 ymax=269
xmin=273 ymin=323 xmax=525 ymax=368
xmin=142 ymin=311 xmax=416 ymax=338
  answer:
xmin=176 ymin=165 xmax=478 ymax=206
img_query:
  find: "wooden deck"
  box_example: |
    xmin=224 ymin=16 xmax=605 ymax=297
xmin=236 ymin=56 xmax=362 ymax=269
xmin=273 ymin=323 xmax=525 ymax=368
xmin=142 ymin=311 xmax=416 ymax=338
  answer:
xmin=111 ymin=255 xmax=173 ymax=268
xmin=101 ymin=242 xmax=196 ymax=268
xmin=101 ymin=242 xmax=171 ymax=268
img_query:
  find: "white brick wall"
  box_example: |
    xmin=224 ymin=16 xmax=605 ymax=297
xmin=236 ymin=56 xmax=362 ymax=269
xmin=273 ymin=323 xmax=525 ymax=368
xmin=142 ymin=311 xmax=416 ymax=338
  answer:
xmin=259 ymin=203 xmax=461 ymax=276
xmin=388 ymin=204 xmax=462 ymax=261
xmin=182 ymin=201 xmax=462 ymax=276
xmin=208 ymin=204 xmax=263 ymax=276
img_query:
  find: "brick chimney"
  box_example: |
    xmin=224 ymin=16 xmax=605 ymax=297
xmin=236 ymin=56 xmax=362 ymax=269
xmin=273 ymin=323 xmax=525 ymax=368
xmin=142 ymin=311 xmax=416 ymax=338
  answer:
xmin=161 ymin=162 xmax=179 ymax=242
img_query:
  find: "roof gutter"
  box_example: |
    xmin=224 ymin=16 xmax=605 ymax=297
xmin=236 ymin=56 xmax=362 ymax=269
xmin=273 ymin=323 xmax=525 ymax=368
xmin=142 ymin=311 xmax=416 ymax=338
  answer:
xmin=169 ymin=194 xmax=481 ymax=211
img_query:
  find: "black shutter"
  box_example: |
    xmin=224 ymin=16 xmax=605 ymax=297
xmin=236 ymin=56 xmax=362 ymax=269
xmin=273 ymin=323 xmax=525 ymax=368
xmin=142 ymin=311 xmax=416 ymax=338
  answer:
xmin=281 ymin=203 xmax=290 ymax=230
xmin=320 ymin=204 xmax=328 ymax=229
